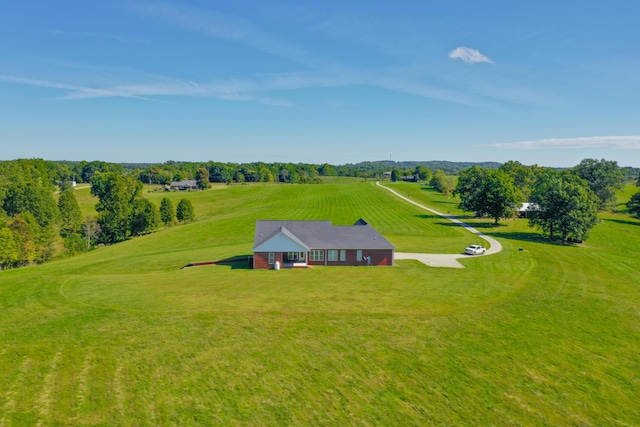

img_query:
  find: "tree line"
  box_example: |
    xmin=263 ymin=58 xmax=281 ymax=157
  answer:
xmin=1 ymin=157 xmax=638 ymax=268
xmin=428 ymin=158 xmax=631 ymax=242
xmin=0 ymin=159 xmax=195 ymax=269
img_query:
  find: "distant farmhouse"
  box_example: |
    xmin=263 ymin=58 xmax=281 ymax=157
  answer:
xmin=252 ymin=219 xmax=395 ymax=269
xmin=517 ymin=202 xmax=540 ymax=218
xmin=168 ymin=180 xmax=198 ymax=191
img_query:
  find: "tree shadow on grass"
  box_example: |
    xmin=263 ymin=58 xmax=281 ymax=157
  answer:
xmin=602 ymin=217 xmax=640 ymax=227
xmin=182 ymin=255 xmax=253 ymax=270
xmin=483 ymin=231 xmax=576 ymax=247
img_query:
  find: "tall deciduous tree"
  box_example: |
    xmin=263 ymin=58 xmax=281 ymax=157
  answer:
xmin=0 ymin=227 xmax=19 ymax=269
xmin=131 ymin=198 xmax=161 ymax=236
xmin=196 ymin=168 xmax=211 ymax=190
xmin=414 ymin=166 xmax=432 ymax=183
xmin=91 ymin=172 xmax=143 ymax=244
xmin=455 ymin=166 xmax=522 ymax=224
xmin=159 ymin=197 xmax=175 ymax=226
xmin=529 ymin=171 xmax=600 ymax=242
xmin=58 ymin=184 xmax=83 ymax=238
xmin=430 ymin=170 xmax=455 ymax=196
xmin=9 ymin=215 xmax=36 ymax=265
xmin=572 ymin=158 xmax=624 ymax=210
xmin=176 ymin=198 xmax=195 ymax=223
xmin=499 ymin=161 xmax=542 ymax=200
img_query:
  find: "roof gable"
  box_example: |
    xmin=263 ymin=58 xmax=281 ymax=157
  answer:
xmin=253 ymin=227 xmax=310 ymax=252
xmin=253 ymin=219 xmax=395 ymax=251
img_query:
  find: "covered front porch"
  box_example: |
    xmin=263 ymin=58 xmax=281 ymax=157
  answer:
xmin=281 ymin=251 xmax=308 ymax=268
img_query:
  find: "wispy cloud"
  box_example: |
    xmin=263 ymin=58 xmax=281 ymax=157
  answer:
xmin=0 ymin=61 xmax=514 ymax=110
xmin=126 ymin=1 xmax=329 ymax=69
xmin=487 ymin=136 xmax=640 ymax=150
xmin=449 ymin=47 xmax=493 ymax=64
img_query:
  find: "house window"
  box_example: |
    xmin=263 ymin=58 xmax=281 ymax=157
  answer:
xmin=357 ymin=250 xmax=363 ymax=262
xmin=310 ymin=250 xmax=324 ymax=261
xmin=287 ymin=252 xmax=298 ymax=261
xmin=340 ymin=250 xmax=346 ymax=261
xmin=328 ymin=250 xmax=339 ymax=261
xmin=268 ymin=252 xmax=275 ymax=264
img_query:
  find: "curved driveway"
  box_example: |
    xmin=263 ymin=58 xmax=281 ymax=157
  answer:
xmin=377 ymin=182 xmax=502 ymax=268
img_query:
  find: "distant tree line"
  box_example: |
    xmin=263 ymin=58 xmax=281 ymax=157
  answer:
xmin=0 ymin=159 xmax=197 ymax=269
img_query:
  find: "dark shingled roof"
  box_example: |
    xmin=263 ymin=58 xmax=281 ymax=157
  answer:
xmin=253 ymin=219 xmax=395 ymax=251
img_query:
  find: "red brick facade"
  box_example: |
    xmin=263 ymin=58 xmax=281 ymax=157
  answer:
xmin=254 ymin=249 xmax=393 ymax=269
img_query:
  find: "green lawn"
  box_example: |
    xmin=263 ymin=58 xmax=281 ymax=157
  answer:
xmin=1 ymin=181 xmax=639 ymax=425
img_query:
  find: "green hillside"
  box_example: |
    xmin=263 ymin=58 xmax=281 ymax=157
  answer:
xmin=1 ymin=182 xmax=639 ymax=425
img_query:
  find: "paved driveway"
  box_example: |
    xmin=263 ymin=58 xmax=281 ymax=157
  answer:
xmin=377 ymin=182 xmax=503 ymax=268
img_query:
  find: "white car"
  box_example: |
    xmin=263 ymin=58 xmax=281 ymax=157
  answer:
xmin=464 ymin=244 xmax=486 ymax=255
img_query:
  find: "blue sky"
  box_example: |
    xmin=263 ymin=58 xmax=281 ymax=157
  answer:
xmin=1 ymin=1 xmax=639 ymax=167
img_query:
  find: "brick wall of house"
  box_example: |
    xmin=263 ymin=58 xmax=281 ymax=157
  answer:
xmin=309 ymin=249 xmax=394 ymax=267
xmin=253 ymin=252 xmax=284 ymax=269
xmin=255 ymin=250 xmax=393 ymax=268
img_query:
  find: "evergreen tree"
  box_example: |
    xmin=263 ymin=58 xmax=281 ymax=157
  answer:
xmin=159 ymin=197 xmax=175 ymax=226
xmin=628 ymin=191 xmax=640 ymax=218
xmin=176 ymin=198 xmax=195 ymax=223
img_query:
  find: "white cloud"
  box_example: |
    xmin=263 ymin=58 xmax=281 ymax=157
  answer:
xmin=488 ymin=136 xmax=640 ymax=150
xmin=449 ymin=47 xmax=493 ymax=64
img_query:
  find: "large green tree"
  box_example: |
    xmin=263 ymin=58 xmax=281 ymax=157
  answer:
xmin=91 ymin=172 xmax=143 ymax=244
xmin=196 ymin=168 xmax=211 ymax=190
xmin=58 ymin=184 xmax=83 ymax=240
xmin=0 ymin=227 xmax=19 ymax=269
xmin=455 ymin=166 xmax=522 ymax=224
xmin=176 ymin=198 xmax=195 ymax=223
xmin=529 ymin=171 xmax=600 ymax=242
xmin=430 ymin=170 xmax=455 ymax=197
xmin=159 ymin=197 xmax=175 ymax=226
xmin=628 ymin=191 xmax=640 ymax=218
xmin=131 ymin=198 xmax=161 ymax=236
xmin=499 ymin=161 xmax=542 ymax=200
xmin=572 ymin=158 xmax=624 ymax=209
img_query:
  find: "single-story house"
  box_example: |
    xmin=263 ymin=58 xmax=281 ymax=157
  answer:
xmin=252 ymin=219 xmax=395 ymax=269
xmin=169 ymin=180 xmax=198 ymax=191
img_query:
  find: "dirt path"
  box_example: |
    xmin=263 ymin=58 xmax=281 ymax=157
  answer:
xmin=376 ymin=182 xmax=503 ymax=268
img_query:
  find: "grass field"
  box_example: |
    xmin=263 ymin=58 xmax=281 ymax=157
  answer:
xmin=1 ymin=181 xmax=639 ymax=425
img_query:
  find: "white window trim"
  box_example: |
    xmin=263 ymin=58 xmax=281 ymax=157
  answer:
xmin=357 ymin=250 xmax=363 ymax=262
xmin=328 ymin=250 xmax=339 ymax=262
xmin=310 ymin=249 xmax=324 ymax=262
xmin=340 ymin=250 xmax=346 ymax=262
xmin=268 ymin=252 xmax=275 ymax=264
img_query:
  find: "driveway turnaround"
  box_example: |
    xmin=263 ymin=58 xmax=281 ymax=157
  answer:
xmin=377 ymin=182 xmax=503 ymax=268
